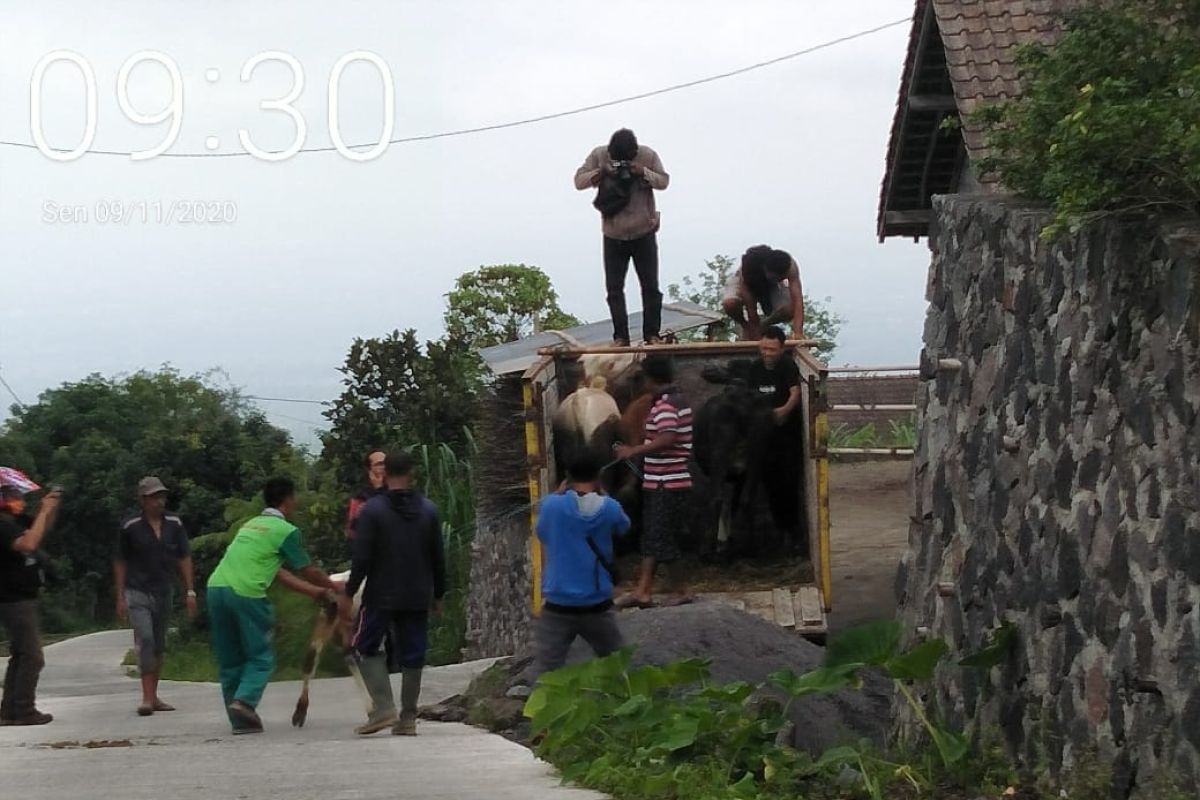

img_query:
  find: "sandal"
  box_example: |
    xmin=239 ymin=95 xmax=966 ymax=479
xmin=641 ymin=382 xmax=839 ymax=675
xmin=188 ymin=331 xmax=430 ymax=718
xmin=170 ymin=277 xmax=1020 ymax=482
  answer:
xmin=152 ymin=700 xmax=175 ymax=712
xmin=137 ymin=704 xmax=154 ymax=717
xmin=656 ymin=595 xmax=695 ymax=607
xmin=614 ymin=594 xmax=656 ymax=610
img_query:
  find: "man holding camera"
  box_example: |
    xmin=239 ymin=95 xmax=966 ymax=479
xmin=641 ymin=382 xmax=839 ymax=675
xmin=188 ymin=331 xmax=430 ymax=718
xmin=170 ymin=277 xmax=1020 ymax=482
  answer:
xmin=0 ymin=481 xmax=62 ymax=726
xmin=575 ymin=128 xmax=670 ymax=347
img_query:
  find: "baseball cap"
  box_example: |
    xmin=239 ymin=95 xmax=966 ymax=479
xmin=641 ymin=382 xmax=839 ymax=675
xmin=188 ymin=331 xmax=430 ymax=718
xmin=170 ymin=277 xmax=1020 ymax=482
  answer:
xmin=138 ymin=476 xmax=169 ymax=497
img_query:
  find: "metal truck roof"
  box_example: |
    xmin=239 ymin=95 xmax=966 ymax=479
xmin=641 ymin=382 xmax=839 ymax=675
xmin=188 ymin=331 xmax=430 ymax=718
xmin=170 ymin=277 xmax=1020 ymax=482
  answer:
xmin=477 ymin=301 xmax=725 ymax=375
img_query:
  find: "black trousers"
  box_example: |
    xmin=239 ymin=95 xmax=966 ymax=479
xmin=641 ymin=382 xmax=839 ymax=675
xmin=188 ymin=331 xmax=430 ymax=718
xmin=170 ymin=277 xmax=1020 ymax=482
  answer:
xmin=603 ymin=233 xmax=661 ymax=343
xmin=0 ymin=600 xmax=45 ymax=720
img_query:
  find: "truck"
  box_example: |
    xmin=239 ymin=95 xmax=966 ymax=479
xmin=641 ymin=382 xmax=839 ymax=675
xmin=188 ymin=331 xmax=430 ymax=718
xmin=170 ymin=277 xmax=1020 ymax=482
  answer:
xmin=518 ymin=340 xmax=833 ymax=640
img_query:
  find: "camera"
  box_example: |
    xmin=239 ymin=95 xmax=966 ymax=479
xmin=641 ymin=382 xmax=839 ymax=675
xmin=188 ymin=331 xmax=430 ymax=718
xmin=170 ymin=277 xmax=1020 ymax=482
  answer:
xmin=610 ymin=159 xmax=633 ymax=181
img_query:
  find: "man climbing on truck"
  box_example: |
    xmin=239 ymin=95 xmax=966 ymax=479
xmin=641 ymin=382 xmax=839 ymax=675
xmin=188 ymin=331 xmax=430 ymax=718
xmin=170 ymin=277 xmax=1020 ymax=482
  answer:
xmin=721 ymin=246 xmax=805 ymax=341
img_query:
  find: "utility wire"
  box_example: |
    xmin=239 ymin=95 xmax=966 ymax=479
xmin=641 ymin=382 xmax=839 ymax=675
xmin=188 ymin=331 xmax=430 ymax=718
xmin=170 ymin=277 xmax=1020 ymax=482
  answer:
xmin=0 ymin=18 xmax=908 ymax=159
xmin=0 ymin=367 xmax=27 ymax=410
xmin=244 ymin=394 xmax=329 ymax=406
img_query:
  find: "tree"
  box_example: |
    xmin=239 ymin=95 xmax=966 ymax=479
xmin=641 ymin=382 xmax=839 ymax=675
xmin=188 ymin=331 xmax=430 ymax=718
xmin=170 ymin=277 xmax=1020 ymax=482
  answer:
xmin=444 ymin=264 xmax=581 ymax=349
xmin=319 ymin=330 xmax=479 ymax=485
xmin=972 ymin=0 xmax=1200 ymax=234
xmin=0 ymin=368 xmax=300 ymax=628
xmin=667 ymin=254 xmax=844 ymax=360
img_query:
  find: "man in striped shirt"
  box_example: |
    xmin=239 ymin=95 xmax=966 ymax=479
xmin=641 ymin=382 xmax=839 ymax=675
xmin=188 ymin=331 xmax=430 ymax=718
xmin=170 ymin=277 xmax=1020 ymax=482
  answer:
xmin=613 ymin=355 xmax=692 ymax=607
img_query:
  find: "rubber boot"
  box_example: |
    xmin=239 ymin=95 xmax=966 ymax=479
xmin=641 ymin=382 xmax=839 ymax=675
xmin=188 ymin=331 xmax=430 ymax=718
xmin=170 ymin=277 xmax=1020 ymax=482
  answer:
xmin=353 ymin=654 xmax=398 ymax=735
xmin=393 ymin=667 xmax=422 ymax=736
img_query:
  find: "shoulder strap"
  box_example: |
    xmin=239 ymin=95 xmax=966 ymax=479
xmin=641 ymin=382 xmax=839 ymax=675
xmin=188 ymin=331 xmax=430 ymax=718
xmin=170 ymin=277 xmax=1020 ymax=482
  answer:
xmin=584 ymin=535 xmax=617 ymax=581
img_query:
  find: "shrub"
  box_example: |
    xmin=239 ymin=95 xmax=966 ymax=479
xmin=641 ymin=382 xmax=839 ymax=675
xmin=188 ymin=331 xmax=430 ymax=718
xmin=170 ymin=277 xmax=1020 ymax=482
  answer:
xmin=973 ymin=0 xmax=1200 ymax=234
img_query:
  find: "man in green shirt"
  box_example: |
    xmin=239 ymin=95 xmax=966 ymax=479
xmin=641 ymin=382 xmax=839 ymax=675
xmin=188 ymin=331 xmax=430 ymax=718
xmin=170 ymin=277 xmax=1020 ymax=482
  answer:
xmin=206 ymin=477 xmax=346 ymax=734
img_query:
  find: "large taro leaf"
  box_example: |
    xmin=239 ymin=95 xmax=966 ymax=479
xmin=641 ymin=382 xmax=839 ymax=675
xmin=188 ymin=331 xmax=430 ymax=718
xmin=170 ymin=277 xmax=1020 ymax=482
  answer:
xmin=958 ymin=623 xmax=1016 ymax=669
xmin=930 ymin=725 xmax=971 ymax=766
xmin=884 ymin=640 xmax=950 ymax=681
xmin=768 ymin=663 xmax=864 ymax=697
xmin=825 ymin=619 xmax=903 ymax=668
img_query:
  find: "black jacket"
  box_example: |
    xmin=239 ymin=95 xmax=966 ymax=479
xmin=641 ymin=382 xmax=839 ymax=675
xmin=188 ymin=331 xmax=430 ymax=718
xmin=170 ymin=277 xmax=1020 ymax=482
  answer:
xmin=346 ymin=489 xmax=446 ymax=611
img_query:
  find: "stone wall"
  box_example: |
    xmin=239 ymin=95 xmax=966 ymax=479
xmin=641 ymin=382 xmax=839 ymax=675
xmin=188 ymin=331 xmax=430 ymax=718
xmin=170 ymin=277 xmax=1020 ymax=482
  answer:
xmin=463 ymin=510 xmax=533 ymax=659
xmin=897 ymin=195 xmax=1200 ymax=796
xmin=463 ymin=375 xmax=534 ymax=659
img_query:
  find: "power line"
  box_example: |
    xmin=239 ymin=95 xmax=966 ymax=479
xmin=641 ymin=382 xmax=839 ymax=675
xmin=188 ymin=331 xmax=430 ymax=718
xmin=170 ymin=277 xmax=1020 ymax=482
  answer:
xmin=0 ymin=18 xmax=908 ymax=159
xmin=259 ymin=409 xmax=329 ymax=429
xmin=0 ymin=367 xmax=27 ymax=410
xmin=244 ymin=394 xmax=329 ymax=406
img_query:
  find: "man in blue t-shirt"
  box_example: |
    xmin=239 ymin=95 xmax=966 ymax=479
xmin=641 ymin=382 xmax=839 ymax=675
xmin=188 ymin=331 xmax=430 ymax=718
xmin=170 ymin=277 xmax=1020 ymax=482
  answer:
xmin=532 ymin=451 xmax=630 ymax=677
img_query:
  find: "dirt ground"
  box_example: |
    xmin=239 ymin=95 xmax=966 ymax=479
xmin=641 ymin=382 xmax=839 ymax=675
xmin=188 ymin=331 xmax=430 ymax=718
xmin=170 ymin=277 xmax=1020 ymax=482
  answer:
xmin=826 ymin=459 xmax=912 ymax=633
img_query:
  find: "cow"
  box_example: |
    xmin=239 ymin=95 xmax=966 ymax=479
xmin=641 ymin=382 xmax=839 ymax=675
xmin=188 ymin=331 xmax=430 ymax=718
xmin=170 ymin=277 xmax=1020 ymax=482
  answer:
xmin=691 ymin=360 xmax=800 ymax=561
xmin=552 ymin=354 xmax=649 ymax=553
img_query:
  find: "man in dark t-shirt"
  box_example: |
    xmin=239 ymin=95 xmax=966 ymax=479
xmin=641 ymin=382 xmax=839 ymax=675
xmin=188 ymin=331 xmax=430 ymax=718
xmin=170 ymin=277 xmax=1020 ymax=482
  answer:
xmin=749 ymin=325 xmax=803 ymax=421
xmin=0 ymin=483 xmax=61 ymax=726
xmin=748 ymin=326 xmax=806 ymax=553
xmin=114 ymin=476 xmax=195 ymax=717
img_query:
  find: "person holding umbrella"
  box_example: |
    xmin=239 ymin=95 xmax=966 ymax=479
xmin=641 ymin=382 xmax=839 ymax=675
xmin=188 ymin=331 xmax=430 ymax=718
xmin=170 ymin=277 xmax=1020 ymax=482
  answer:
xmin=0 ymin=468 xmax=62 ymax=726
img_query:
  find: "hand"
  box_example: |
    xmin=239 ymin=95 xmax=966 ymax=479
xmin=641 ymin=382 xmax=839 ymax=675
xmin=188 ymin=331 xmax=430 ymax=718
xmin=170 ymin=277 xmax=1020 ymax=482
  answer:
xmin=600 ymin=160 xmax=616 ymax=175
xmin=614 ymin=444 xmax=636 ymax=461
xmin=115 ymin=595 xmax=128 ymax=622
xmin=630 ymin=163 xmax=645 ymax=177
xmin=329 ymin=579 xmax=347 ymax=595
xmin=184 ymin=594 xmax=198 ymax=619
xmin=39 ymin=490 xmax=63 ymax=514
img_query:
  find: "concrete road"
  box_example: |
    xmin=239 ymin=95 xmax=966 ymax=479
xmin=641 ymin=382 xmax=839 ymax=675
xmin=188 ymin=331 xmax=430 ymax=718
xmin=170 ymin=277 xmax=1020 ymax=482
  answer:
xmin=0 ymin=631 xmax=602 ymax=800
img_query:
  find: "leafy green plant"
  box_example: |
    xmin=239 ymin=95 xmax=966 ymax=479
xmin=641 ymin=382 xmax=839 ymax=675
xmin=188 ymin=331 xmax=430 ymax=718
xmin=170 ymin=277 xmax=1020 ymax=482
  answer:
xmin=524 ymin=648 xmax=820 ymax=800
xmin=829 ymin=418 xmax=915 ymax=451
xmin=972 ymin=0 xmax=1200 ymax=235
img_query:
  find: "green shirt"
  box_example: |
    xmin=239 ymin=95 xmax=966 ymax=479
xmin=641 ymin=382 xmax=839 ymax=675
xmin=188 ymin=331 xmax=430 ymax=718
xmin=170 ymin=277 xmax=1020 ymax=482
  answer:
xmin=207 ymin=509 xmax=311 ymax=599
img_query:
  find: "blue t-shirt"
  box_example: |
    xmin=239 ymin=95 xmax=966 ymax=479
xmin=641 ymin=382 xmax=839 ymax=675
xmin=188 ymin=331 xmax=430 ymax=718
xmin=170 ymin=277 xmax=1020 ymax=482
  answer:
xmin=536 ymin=491 xmax=630 ymax=607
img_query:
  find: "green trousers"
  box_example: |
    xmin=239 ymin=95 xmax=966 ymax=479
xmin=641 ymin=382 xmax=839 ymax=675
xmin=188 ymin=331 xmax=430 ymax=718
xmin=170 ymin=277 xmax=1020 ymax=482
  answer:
xmin=206 ymin=586 xmax=274 ymax=726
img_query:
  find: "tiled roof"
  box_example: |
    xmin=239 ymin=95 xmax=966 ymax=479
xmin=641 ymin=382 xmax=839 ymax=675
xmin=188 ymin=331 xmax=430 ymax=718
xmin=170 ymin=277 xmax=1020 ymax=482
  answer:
xmin=934 ymin=0 xmax=1082 ymax=157
xmin=877 ymin=0 xmax=1085 ymax=239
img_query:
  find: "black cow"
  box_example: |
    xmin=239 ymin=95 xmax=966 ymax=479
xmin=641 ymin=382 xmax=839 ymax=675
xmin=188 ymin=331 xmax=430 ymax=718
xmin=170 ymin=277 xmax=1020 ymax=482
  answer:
xmin=692 ymin=360 xmax=804 ymax=561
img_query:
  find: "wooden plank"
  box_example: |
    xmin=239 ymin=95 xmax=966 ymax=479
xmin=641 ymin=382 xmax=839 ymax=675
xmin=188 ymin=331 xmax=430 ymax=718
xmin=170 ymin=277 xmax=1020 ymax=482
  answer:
xmin=772 ymin=588 xmax=796 ymax=629
xmin=741 ymin=591 xmax=776 ymax=624
xmin=536 ymin=340 xmax=820 ymax=357
xmin=795 ymin=586 xmax=824 ymax=627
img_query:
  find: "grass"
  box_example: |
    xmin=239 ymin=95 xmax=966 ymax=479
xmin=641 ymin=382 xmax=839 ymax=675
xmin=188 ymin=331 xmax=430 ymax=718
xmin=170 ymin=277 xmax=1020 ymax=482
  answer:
xmin=829 ymin=418 xmax=916 ymax=450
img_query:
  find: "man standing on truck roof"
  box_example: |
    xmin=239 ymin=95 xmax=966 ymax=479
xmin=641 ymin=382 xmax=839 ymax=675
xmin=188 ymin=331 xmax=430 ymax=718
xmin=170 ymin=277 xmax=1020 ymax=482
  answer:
xmin=749 ymin=326 xmax=807 ymax=554
xmin=575 ymin=128 xmax=669 ymax=347
xmin=613 ymin=354 xmax=692 ymax=608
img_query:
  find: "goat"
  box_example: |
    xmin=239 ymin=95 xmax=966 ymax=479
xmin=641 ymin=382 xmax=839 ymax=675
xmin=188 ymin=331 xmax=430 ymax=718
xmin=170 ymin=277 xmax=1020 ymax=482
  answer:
xmin=291 ymin=570 xmax=372 ymax=727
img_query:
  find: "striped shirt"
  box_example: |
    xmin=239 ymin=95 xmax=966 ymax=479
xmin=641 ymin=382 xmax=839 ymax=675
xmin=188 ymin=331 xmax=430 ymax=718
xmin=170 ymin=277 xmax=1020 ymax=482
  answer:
xmin=642 ymin=388 xmax=693 ymax=490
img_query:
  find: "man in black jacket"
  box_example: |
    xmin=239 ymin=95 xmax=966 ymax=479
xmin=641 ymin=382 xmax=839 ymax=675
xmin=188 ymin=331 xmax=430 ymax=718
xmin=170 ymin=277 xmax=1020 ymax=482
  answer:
xmin=344 ymin=449 xmax=446 ymax=736
xmin=0 ymin=483 xmax=61 ymax=726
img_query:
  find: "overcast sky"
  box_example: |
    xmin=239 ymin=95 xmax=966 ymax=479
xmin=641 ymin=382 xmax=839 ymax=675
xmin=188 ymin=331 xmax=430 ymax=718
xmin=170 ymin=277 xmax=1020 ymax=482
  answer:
xmin=0 ymin=1 xmax=929 ymax=448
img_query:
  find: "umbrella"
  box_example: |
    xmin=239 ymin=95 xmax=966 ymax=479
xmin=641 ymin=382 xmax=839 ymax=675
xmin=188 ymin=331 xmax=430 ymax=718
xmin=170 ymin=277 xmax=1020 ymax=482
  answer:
xmin=0 ymin=466 xmax=41 ymax=493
